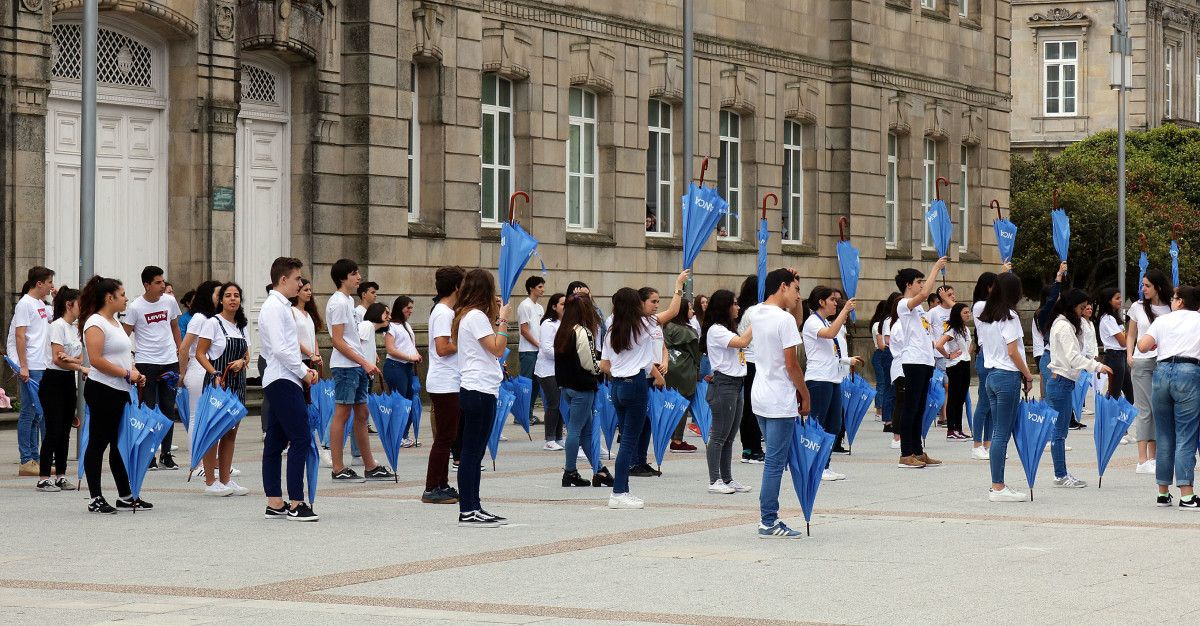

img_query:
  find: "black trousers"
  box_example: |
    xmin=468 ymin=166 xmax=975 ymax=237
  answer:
xmin=137 ymin=362 xmax=179 ymax=456
xmin=83 ymin=380 xmax=132 ymax=499
xmin=740 ymin=362 xmax=764 ymax=455
xmin=945 ymin=361 xmax=971 ymax=433
xmin=899 ymin=364 xmax=933 ymax=457
xmin=38 ymin=369 xmax=76 ymax=477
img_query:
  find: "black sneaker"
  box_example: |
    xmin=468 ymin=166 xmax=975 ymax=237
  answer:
xmin=832 ymin=445 xmax=850 ymax=455
xmin=421 ymin=487 xmax=458 ymax=504
xmin=287 ymin=502 xmax=319 ymax=522
xmin=591 ymin=467 xmax=614 ymax=488
xmin=444 ymin=486 xmax=460 ymax=499
xmin=562 ymin=470 xmax=590 ymax=487
xmin=1157 ymin=492 xmax=1174 ymax=507
xmin=479 ymin=509 xmax=508 ymax=525
xmin=264 ymin=504 xmax=289 ymax=519
xmin=364 ymin=465 xmax=395 ymax=481
xmin=882 ymin=422 xmax=894 ymax=433
xmin=1068 ymin=420 xmax=1086 ymax=430
xmin=458 ymin=510 xmax=499 ymax=528
xmin=629 ymin=463 xmax=662 ymax=477
xmin=54 ymin=477 xmax=74 ymax=491
xmin=116 ymin=496 xmax=153 ymax=511
xmin=1181 ymin=495 xmax=1200 ymax=510
xmin=36 ymin=479 xmax=60 ymax=492
xmin=331 ymin=468 xmax=365 ymax=483
xmin=159 ymin=454 xmax=179 ymax=470
xmin=147 ymin=457 xmax=158 ymax=471
xmin=88 ymin=496 xmax=117 ymax=514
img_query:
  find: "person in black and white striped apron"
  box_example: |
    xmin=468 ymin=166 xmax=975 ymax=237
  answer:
xmin=195 ymin=282 xmax=251 ymax=497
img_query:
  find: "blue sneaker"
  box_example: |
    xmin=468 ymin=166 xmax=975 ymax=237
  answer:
xmin=758 ymin=521 xmax=803 ymax=539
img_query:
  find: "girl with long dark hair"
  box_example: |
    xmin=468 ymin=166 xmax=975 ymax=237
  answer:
xmin=536 ymin=293 xmax=566 ymax=449
xmin=801 ymin=286 xmax=859 ymax=480
xmin=554 ymin=293 xmax=612 ymax=487
xmin=969 ymin=271 xmax=999 ymax=459
xmin=79 ymin=276 xmax=148 ymax=513
xmin=935 ymin=302 xmax=973 ymax=440
xmin=870 ymin=294 xmax=900 ymax=429
xmin=735 ymin=275 xmax=765 ymax=463
xmin=385 ymin=295 xmax=421 ymax=447
xmin=178 ymin=280 xmax=221 ymax=452
xmin=1096 ymin=287 xmax=1133 ymax=402
xmin=1127 ymin=268 xmax=1173 ymax=473
xmin=290 ymin=277 xmax=325 ymax=369
xmin=977 ymin=272 xmax=1035 ymax=502
xmin=450 ymin=269 xmax=511 ymax=527
xmin=35 ymin=287 xmax=85 ymax=492
xmin=1046 ymin=288 xmax=1112 ymax=489
xmin=628 ymin=271 xmax=689 ymax=475
xmin=700 ymin=289 xmax=753 ymax=494
xmin=195 ymin=282 xmax=251 ymax=497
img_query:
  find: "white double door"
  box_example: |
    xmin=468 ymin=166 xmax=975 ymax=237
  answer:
xmin=45 ymin=99 xmax=166 ymax=295
xmin=235 ymin=116 xmax=289 ymax=373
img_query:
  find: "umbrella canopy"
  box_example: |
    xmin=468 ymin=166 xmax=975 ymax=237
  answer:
xmin=992 ymin=200 xmax=1018 ymax=264
xmin=920 ymin=369 xmax=948 ymax=441
xmin=504 ymin=376 xmax=534 ymax=438
xmin=76 ymin=406 xmax=90 ymax=487
xmin=175 ymin=386 xmax=190 ymax=431
xmin=1013 ymin=397 xmax=1060 ymax=498
xmin=117 ymin=389 xmax=173 ymax=502
xmin=756 ymin=218 xmax=769 ymax=303
xmin=840 ymin=372 xmax=876 ymax=451
xmin=368 ymin=391 xmax=411 ymax=480
xmin=409 ymin=374 xmax=423 ymax=440
xmin=312 ymin=379 xmax=336 ymax=446
xmin=835 ymin=217 xmax=860 ymax=319
xmin=648 ymin=387 xmax=690 ymax=467
xmin=3 ymin=356 xmax=43 ymax=417
xmin=1093 ymin=391 xmax=1136 ymax=486
xmin=1051 ymin=207 xmax=1070 ymax=263
xmin=306 ymin=404 xmax=322 ymax=504
xmin=595 ymin=382 xmax=618 ymax=455
xmin=691 ymin=379 xmax=714 ymax=444
xmin=587 ymin=399 xmax=603 ymax=474
xmin=187 ymin=384 xmax=249 ymax=475
xmin=1170 ymin=238 xmax=1180 ymax=289
xmin=1138 ymin=251 xmax=1149 ymax=300
xmin=1072 ymin=371 xmax=1091 ymax=424
xmin=681 ymin=165 xmax=730 ymax=270
xmin=924 ymin=178 xmax=953 ymax=279
xmin=499 ymin=221 xmax=542 ymax=305
xmin=487 ymin=384 xmax=518 ymax=468
xmin=787 ymin=417 xmax=835 ymax=536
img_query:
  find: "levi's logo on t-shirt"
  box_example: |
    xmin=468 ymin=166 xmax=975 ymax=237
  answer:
xmin=144 ymin=311 xmax=168 ymax=324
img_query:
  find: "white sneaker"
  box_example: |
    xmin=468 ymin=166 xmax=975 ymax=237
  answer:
xmin=1045 ymin=442 xmax=1072 ymax=451
xmin=988 ymin=486 xmax=1029 ymax=502
xmin=543 ymin=441 xmax=564 ymax=451
xmin=1053 ymin=474 xmax=1087 ymax=488
xmin=230 ymin=467 xmax=241 ymax=477
xmin=205 ymin=482 xmax=233 ymax=497
xmin=725 ymin=479 xmax=753 ymax=493
xmin=320 ymin=448 xmax=333 ymax=468
xmin=971 ymin=446 xmax=990 ymax=461
xmin=500 ymin=434 xmax=509 ymax=442
xmin=577 ymin=448 xmax=587 ymax=460
xmin=1135 ymin=460 xmax=1156 ymax=475
xmin=225 ymin=480 xmax=250 ymax=496
xmin=190 ymin=467 xmax=205 ymax=479
xmin=821 ymin=469 xmax=846 ymax=481
xmin=608 ymin=492 xmax=644 ymax=509
xmin=170 ymin=445 xmax=179 ymax=452
xmin=1083 ymin=408 xmax=1094 ymax=415
xmin=556 ymin=439 xmax=565 ymax=447
xmin=401 ymin=437 xmax=416 ymax=448
xmin=708 ymin=480 xmax=735 ymax=494
xmin=1120 ymin=436 xmax=1130 ymax=445
xmin=889 ymin=439 xmax=901 ymax=450
xmin=600 ymin=447 xmax=609 ymax=457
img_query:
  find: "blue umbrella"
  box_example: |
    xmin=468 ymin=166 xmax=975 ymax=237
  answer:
xmin=755 ymin=194 xmax=775 ymax=302
xmin=1138 ymin=253 xmax=1149 ymax=300
xmin=368 ymin=391 xmax=411 ymax=481
xmin=117 ymin=388 xmax=172 ymax=505
xmin=312 ymin=379 xmax=336 ymax=446
xmin=595 ymin=382 xmax=618 ymax=457
xmin=1170 ymin=224 xmax=1181 ymax=288
xmin=840 ymin=371 xmax=876 ymax=452
xmin=1012 ymin=396 xmax=1060 ymax=501
xmin=647 ymin=387 xmax=690 ymax=468
xmin=991 ymin=200 xmax=1018 ymax=264
xmin=487 ymin=384 xmax=517 ymax=469
xmin=175 ymin=386 xmax=190 ymax=431
xmin=1072 ymin=370 xmax=1091 ymax=423
xmin=409 ymin=374 xmax=423 ymax=441
xmin=691 ymin=379 xmax=714 ymax=444
xmin=504 ymin=376 xmax=534 ymax=439
xmin=498 ymin=191 xmax=545 ymax=304
xmin=835 ymin=217 xmax=861 ymax=320
xmin=306 ymin=403 xmax=322 ymax=504
xmin=924 ymin=177 xmax=953 ymax=281
xmin=187 ymin=384 xmax=248 ymax=477
xmin=3 ymin=356 xmax=42 ymax=417
xmin=921 ymin=369 xmax=947 ymax=442
xmin=76 ymin=406 xmax=90 ymax=488
xmin=1093 ymin=389 xmax=1136 ymax=487
xmin=1051 ymin=195 xmax=1070 ymax=264
xmin=681 ymin=159 xmax=729 ymax=271
xmin=787 ymin=417 xmax=836 ymax=536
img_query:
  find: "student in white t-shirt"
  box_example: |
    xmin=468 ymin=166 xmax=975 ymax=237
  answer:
xmin=535 ymin=293 xmax=565 ymax=448
xmin=383 ymin=296 xmax=421 ymax=446
xmin=35 ymin=286 xmax=86 ymax=491
xmin=517 ymin=276 xmax=546 ymax=427
xmin=122 ymin=266 xmax=183 ymax=470
xmin=354 ymin=281 xmax=379 ymax=323
xmin=326 ymin=259 xmax=392 ymax=483
xmin=5 ymin=265 xmax=54 ymax=473
xmin=1095 ymin=288 xmax=1133 ymax=402
xmin=178 ymin=280 xmax=220 ymax=456
xmin=934 ymin=302 xmax=973 ymax=440
xmin=1127 ymin=269 xmax=1173 ymax=472
xmin=423 ymin=266 xmax=466 ymax=505
xmin=750 ymin=268 xmax=809 ymax=539
xmin=630 ymin=272 xmax=690 ymax=475
xmin=700 ymin=289 xmax=753 ymax=494
xmin=801 ymin=285 xmax=861 ymax=481
xmin=891 ymin=258 xmax=948 ymax=470
xmin=450 ymin=269 xmax=513 ymax=527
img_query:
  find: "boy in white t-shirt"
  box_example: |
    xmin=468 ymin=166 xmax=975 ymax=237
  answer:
xmin=892 ymin=257 xmax=948 ymax=469
xmin=423 ymin=266 xmax=466 ymax=505
xmin=123 ymin=266 xmax=182 ymax=470
xmin=517 ymin=276 xmax=546 ymax=426
xmin=354 ymin=281 xmax=379 ymax=321
xmin=5 ymin=266 xmax=54 ymax=475
xmin=326 ymin=259 xmax=393 ymax=483
xmin=750 ymin=268 xmax=810 ymax=539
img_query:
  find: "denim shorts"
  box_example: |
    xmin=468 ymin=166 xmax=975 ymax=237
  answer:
xmin=332 ymin=367 xmax=369 ymax=405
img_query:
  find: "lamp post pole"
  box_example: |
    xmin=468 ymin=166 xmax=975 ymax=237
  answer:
xmin=1115 ymin=0 xmax=1129 ymax=293
xmin=682 ymin=0 xmax=694 ymax=300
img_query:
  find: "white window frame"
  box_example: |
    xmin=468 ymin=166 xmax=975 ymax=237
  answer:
xmin=718 ymin=110 xmax=742 ymax=240
xmin=885 ymin=133 xmax=898 ymax=249
xmin=922 ymin=138 xmax=936 ymax=249
xmin=1165 ymin=45 xmax=1175 ymax=119
xmin=782 ymin=120 xmax=804 ymax=243
xmin=408 ymin=63 xmax=420 ymax=221
xmin=566 ymin=87 xmax=598 ymax=232
xmin=646 ymin=98 xmax=673 ymax=236
xmin=959 ymin=144 xmax=969 ymax=252
xmin=481 ymin=73 xmax=514 ymax=225
xmin=921 ymin=0 xmax=936 ymax=9
xmin=1043 ymin=40 xmax=1078 ymax=117
xmin=958 ymin=0 xmax=968 ymax=18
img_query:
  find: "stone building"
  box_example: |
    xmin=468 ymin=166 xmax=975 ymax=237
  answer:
xmin=1011 ymin=0 xmax=1200 ymax=155
xmin=1 ymin=0 xmax=1012 ymax=354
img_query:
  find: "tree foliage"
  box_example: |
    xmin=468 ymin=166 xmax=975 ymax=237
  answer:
xmin=1010 ymin=124 xmax=1200 ymax=299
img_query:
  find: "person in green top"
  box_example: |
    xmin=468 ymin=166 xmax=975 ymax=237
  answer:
xmin=664 ymin=299 xmax=700 ymax=453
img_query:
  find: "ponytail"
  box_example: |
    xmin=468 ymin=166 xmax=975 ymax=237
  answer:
xmin=77 ymin=275 xmax=122 ymax=335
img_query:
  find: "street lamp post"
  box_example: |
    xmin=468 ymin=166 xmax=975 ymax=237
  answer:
xmin=682 ymin=0 xmax=694 ymax=300
xmin=1112 ymin=0 xmax=1130 ymax=294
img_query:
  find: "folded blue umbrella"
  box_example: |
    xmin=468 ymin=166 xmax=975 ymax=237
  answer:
xmin=920 ymin=369 xmax=947 ymax=442
xmin=925 ymin=182 xmax=953 ymax=280
xmin=3 ymin=356 xmax=42 ymax=417
xmin=1051 ymin=207 xmax=1070 ymax=263
xmin=175 ymin=386 xmax=190 ymax=432
xmin=499 ymin=220 xmax=543 ymax=304
xmin=596 ymin=382 xmax=618 ymax=457
xmin=1170 ymin=238 xmax=1180 ymax=288
xmin=312 ymin=378 xmax=336 ymax=446
xmin=504 ymin=376 xmax=534 ymax=439
xmin=647 ymin=387 xmax=689 ymax=467
xmin=487 ymin=384 xmax=518 ymax=469
xmin=1013 ymin=397 xmax=1060 ymax=500
xmin=691 ymin=379 xmax=714 ymax=444
xmin=840 ymin=372 xmax=876 ymax=452
xmin=187 ymin=384 xmax=248 ymax=477
xmin=787 ymin=417 xmax=836 ymax=536
xmin=836 ymin=218 xmax=861 ymax=320
xmin=76 ymin=406 xmax=90 ymax=488
xmin=368 ymin=391 xmax=412 ymax=480
xmin=1093 ymin=389 xmax=1136 ymax=487
xmin=756 ymin=216 xmax=769 ymax=302
xmin=117 ymin=388 xmax=172 ymax=505
xmin=306 ymin=404 xmax=322 ymax=504
xmin=1138 ymin=250 xmax=1149 ymax=300
xmin=409 ymin=374 xmax=423 ymax=441
xmin=587 ymin=399 xmax=604 ymax=474
xmin=1072 ymin=371 xmax=1091 ymax=424
xmin=681 ymin=180 xmax=729 ymax=271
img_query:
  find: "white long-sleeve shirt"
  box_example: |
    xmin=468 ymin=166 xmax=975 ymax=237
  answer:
xmin=1048 ymin=316 xmax=1104 ymax=381
xmin=259 ymin=290 xmax=312 ymax=388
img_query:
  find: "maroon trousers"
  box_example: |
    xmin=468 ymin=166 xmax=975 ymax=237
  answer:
xmin=425 ymin=392 xmax=461 ymax=491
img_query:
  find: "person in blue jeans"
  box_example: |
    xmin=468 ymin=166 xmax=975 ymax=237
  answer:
xmin=801 ymin=286 xmax=860 ymax=480
xmin=869 ymin=294 xmax=899 ymax=429
xmin=1045 ymin=289 xmax=1110 ymax=489
xmin=969 ymin=271 xmax=999 ymax=460
xmin=6 ymin=266 xmax=54 ymax=475
xmin=977 ymin=272 xmax=1036 ymax=503
xmin=1137 ymin=285 xmax=1200 ymax=510
xmin=750 ymin=268 xmax=810 ymax=538
xmin=628 ymin=272 xmax=689 ymax=477
xmin=554 ymin=293 xmax=612 ymax=487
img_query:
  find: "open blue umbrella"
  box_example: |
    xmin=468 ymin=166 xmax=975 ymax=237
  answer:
xmin=306 ymin=404 xmax=322 ymax=504
xmin=1093 ymin=389 xmax=1136 ymax=487
xmin=1072 ymin=370 xmax=1091 ymax=424
xmin=835 ymin=217 xmax=861 ymax=319
xmin=187 ymin=384 xmax=248 ymax=477
xmin=787 ymin=417 xmax=835 ymax=536
xmin=368 ymin=391 xmax=411 ymax=481
xmin=76 ymin=406 xmax=90 ymax=488
xmin=920 ymin=369 xmax=947 ymax=442
xmin=117 ymin=388 xmax=172 ymax=506
xmin=840 ymin=371 xmax=876 ymax=453
xmin=1012 ymin=396 xmax=1059 ymax=501
xmin=1170 ymin=223 xmax=1182 ymax=288
xmin=1051 ymin=191 xmax=1070 ymax=264
xmin=487 ymin=384 xmax=517 ymax=469
xmin=756 ymin=194 xmax=775 ymax=302
xmin=925 ymin=177 xmax=953 ymax=282
xmin=499 ymin=191 xmax=544 ymax=304
xmin=504 ymin=376 xmax=534 ymax=439
xmin=409 ymin=374 xmax=423 ymax=441
xmin=691 ymin=380 xmax=714 ymax=444
xmin=648 ymin=387 xmax=689 ymax=468
xmin=3 ymin=356 xmax=42 ymax=417
xmin=991 ymin=200 xmax=1018 ymax=264
xmin=681 ymin=158 xmax=729 ymax=271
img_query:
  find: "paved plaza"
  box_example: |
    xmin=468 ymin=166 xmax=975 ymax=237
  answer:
xmin=1 ymin=403 xmax=1196 ymax=626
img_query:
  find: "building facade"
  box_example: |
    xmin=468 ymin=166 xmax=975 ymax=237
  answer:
xmin=1011 ymin=0 xmax=1200 ymax=155
xmin=1 ymin=0 xmax=1011 ymax=342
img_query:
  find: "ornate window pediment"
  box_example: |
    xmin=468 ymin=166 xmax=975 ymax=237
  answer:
xmin=782 ymin=79 xmax=819 ymax=125
xmin=889 ymin=92 xmax=913 ymax=136
xmin=924 ymin=100 xmax=950 ymax=140
xmin=483 ymin=24 xmax=531 ymax=81
xmin=720 ymin=66 xmax=758 ymax=115
xmin=569 ymin=40 xmax=615 ymax=93
xmin=412 ymin=0 xmax=445 ymax=64
xmin=648 ymin=54 xmax=682 ymax=104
